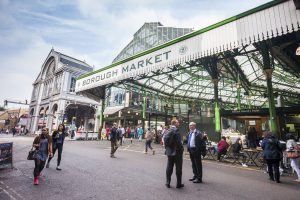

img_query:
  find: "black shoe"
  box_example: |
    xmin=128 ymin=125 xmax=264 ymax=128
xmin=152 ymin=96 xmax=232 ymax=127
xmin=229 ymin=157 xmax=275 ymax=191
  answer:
xmin=165 ymin=183 xmax=171 ymax=188
xmin=176 ymin=184 xmax=184 ymax=188
xmin=276 ymin=180 xmax=281 ymax=183
xmin=193 ymin=179 xmax=202 ymax=183
xmin=189 ymin=177 xmax=196 ymax=181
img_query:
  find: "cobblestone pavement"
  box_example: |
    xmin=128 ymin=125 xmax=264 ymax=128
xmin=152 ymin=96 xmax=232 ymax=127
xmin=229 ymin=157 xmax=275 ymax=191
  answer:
xmin=0 ymin=136 xmax=299 ymax=200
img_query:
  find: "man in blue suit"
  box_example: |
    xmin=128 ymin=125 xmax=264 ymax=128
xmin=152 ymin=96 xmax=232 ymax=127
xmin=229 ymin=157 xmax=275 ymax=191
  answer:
xmin=187 ymin=122 xmax=204 ymax=183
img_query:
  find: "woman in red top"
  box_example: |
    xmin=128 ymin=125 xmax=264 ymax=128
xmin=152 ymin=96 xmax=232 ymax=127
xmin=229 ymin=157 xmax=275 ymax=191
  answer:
xmin=217 ymin=136 xmax=229 ymax=161
xmin=105 ymin=127 xmax=110 ymax=140
xmin=126 ymin=127 xmax=131 ymax=138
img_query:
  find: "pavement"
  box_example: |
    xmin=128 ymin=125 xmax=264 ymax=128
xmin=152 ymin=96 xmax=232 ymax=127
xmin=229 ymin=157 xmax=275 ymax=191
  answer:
xmin=0 ymin=135 xmax=299 ymax=200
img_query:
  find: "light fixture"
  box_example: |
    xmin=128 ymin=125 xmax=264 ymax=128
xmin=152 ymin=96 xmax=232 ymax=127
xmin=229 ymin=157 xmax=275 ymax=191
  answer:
xmin=136 ymin=113 xmax=139 ymax=115
xmin=128 ymin=110 xmax=131 ymax=114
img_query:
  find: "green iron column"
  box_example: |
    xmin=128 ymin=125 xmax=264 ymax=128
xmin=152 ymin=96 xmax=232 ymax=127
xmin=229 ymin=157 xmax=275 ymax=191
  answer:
xmin=264 ymin=69 xmax=278 ymax=135
xmin=155 ymin=92 xmax=158 ymax=133
xmin=213 ymin=79 xmax=221 ymax=140
xmin=236 ymin=80 xmax=241 ymax=111
xmin=260 ymin=42 xmax=278 ymax=136
xmin=142 ymin=91 xmax=146 ymax=131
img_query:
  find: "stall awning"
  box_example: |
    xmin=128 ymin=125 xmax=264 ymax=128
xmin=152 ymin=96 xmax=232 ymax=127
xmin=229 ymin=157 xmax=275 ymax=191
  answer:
xmin=103 ymin=106 xmax=124 ymax=115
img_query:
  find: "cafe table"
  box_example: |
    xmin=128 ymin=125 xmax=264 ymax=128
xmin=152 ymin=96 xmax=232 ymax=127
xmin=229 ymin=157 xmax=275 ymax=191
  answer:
xmin=242 ymin=148 xmax=263 ymax=167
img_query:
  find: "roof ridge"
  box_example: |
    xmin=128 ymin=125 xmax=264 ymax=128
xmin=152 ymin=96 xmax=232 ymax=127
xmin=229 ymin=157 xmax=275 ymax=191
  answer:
xmin=54 ymin=51 xmax=92 ymax=68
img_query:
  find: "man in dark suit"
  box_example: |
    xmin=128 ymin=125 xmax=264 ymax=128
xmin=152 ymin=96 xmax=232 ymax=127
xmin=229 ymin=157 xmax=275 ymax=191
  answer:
xmin=187 ymin=122 xmax=203 ymax=183
xmin=164 ymin=120 xmax=184 ymax=189
xmin=110 ymin=123 xmax=119 ymax=158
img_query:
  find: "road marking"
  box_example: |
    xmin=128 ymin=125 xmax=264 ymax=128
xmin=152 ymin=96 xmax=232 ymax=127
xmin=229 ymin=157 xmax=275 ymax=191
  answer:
xmin=0 ymin=181 xmax=25 ymax=200
xmin=0 ymin=186 xmax=17 ymax=200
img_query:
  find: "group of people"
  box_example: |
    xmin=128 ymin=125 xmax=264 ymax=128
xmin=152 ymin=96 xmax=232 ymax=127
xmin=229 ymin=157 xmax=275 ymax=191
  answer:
xmin=31 ymin=124 xmax=68 ymax=185
xmin=32 ymin=120 xmax=300 ymax=187
xmin=102 ymin=125 xmax=145 ymax=141
xmin=164 ymin=120 xmax=205 ymax=188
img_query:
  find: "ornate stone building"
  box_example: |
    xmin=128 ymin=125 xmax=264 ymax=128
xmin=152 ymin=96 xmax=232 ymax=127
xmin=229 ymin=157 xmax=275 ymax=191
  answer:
xmin=28 ymin=49 xmax=99 ymax=133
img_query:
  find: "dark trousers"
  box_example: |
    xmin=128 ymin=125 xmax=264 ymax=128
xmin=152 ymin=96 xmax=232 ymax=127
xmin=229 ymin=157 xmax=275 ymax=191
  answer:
xmin=266 ymin=159 xmax=280 ymax=182
xmin=34 ymin=158 xmax=46 ymax=177
xmin=110 ymin=141 xmax=118 ymax=155
xmin=166 ymin=154 xmax=183 ymax=185
xmin=234 ymin=152 xmax=247 ymax=163
xmin=189 ymin=150 xmax=202 ymax=181
xmin=217 ymin=150 xmax=227 ymax=160
xmin=47 ymin=143 xmax=63 ymax=166
xmin=145 ymin=140 xmax=153 ymax=152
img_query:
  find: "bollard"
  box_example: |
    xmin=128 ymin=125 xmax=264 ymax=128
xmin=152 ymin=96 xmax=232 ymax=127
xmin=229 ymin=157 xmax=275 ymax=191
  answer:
xmin=131 ymin=137 xmax=133 ymax=144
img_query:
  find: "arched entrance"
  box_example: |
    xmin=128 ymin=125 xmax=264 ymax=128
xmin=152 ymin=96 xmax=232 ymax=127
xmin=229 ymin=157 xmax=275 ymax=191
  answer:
xmin=65 ymin=104 xmax=96 ymax=132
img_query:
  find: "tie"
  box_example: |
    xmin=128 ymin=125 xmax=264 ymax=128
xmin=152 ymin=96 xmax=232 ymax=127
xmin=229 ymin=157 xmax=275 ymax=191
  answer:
xmin=188 ymin=132 xmax=192 ymax=148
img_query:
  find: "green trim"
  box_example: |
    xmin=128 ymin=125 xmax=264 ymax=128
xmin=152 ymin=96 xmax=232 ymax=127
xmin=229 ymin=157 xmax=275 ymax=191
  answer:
xmin=77 ymin=0 xmax=285 ymax=81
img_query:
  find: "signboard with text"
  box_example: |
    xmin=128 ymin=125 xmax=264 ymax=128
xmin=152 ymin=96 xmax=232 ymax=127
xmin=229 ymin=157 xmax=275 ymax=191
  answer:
xmin=0 ymin=142 xmax=13 ymax=169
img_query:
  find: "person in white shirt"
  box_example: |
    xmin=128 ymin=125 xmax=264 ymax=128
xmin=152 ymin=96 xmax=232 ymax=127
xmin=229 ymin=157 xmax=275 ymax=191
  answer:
xmin=286 ymin=134 xmax=300 ymax=182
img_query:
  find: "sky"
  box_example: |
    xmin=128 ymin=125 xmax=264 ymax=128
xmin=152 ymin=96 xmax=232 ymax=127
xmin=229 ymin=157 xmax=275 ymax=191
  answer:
xmin=0 ymin=0 xmax=270 ymax=108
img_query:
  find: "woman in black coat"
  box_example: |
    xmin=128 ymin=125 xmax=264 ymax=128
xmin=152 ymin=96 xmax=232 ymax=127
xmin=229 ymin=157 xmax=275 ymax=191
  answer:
xmin=261 ymin=131 xmax=283 ymax=183
xmin=46 ymin=124 xmax=68 ymax=170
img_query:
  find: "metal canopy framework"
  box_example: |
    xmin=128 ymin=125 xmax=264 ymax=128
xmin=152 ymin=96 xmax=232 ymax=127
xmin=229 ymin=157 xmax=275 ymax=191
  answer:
xmin=76 ymin=0 xmax=300 ymax=111
xmin=123 ymin=35 xmax=300 ymax=109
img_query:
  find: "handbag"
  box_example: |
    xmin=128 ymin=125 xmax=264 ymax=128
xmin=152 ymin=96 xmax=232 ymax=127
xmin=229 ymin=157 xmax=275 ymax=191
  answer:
xmin=286 ymin=150 xmax=300 ymax=159
xmin=27 ymin=148 xmax=37 ymax=160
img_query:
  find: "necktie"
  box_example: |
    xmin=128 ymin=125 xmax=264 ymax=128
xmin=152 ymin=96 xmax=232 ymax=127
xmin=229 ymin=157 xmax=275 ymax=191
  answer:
xmin=188 ymin=132 xmax=192 ymax=148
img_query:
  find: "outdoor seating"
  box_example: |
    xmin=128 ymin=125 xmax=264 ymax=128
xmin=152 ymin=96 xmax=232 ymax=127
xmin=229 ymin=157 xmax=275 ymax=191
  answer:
xmin=204 ymin=146 xmax=216 ymax=160
xmin=232 ymin=153 xmax=243 ymax=165
xmin=242 ymin=148 xmax=263 ymax=167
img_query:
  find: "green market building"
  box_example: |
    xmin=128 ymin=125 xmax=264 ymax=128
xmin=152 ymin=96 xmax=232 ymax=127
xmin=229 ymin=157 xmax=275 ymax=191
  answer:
xmin=76 ymin=0 xmax=300 ymax=141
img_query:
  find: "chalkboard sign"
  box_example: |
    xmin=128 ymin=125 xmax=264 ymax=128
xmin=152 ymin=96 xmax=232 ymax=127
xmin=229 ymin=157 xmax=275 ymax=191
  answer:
xmin=0 ymin=142 xmax=13 ymax=169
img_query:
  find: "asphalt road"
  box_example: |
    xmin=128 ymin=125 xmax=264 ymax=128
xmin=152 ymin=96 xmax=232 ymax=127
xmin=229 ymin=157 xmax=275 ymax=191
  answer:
xmin=0 ymin=135 xmax=299 ymax=200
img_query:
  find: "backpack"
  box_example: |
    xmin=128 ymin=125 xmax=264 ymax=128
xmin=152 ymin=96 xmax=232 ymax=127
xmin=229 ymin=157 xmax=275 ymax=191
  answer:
xmin=117 ymin=129 xmax=122 ymax=138
xmin=164 ymin=129 xmax=175 ymax=147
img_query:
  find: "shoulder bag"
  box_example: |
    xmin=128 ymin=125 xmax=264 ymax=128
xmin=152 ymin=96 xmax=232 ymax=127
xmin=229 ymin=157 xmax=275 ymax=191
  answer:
xmin=27 ymin=148 xmax=37 ymax=160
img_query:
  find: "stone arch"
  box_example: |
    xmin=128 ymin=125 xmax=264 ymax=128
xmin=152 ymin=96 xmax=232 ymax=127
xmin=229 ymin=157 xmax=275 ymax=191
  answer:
xmin=52 ymin=104 xmax=58 ymax=115
xmin=45 ymin=106 xmax=49 ymax=117
xmin=30 ymin=108 xmax=34 ymax=116
xmin=42 ymin=56 xmax=56 ymax=79
xmin=39 ymin=107 xmax=45 ymax=118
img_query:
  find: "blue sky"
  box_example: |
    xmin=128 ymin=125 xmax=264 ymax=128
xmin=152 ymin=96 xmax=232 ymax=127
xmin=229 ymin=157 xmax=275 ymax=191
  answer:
xmin=0 ymin=0 xmax=270 ymax=108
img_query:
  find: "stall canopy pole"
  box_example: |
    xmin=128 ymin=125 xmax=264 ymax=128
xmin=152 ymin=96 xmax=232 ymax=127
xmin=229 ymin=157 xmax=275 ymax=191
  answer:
xmin=213 ymin=79 xmax=221 ymax=140
xmin=237 ymin=77 xmax=241 ymax=111
xmin=142 ymin=89 xmax=146 ymax=131
xmin=260 ymin=42 xmax=278 ymax=136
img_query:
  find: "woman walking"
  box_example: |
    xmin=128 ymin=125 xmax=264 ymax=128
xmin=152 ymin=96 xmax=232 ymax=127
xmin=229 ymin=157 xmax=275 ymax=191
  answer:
xmin=46 ymin=124 xmax=67 ymax=170
xmin=286 ymin=134 xmax=300 ymax=182
xmin=32 ymin=128 xmax=53 ymax=185
xmin=261 ymin=131 xmax=283 ymax=183
xmin=144 ymin=128 xmax=155 ymax=155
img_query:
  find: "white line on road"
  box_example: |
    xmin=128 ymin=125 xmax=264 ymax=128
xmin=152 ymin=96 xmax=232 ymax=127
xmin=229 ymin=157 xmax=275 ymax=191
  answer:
xmin=0 ymin=180 xmax=25 ymax=200
xmin=0 ymin=186 xmax=17 ymax=200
